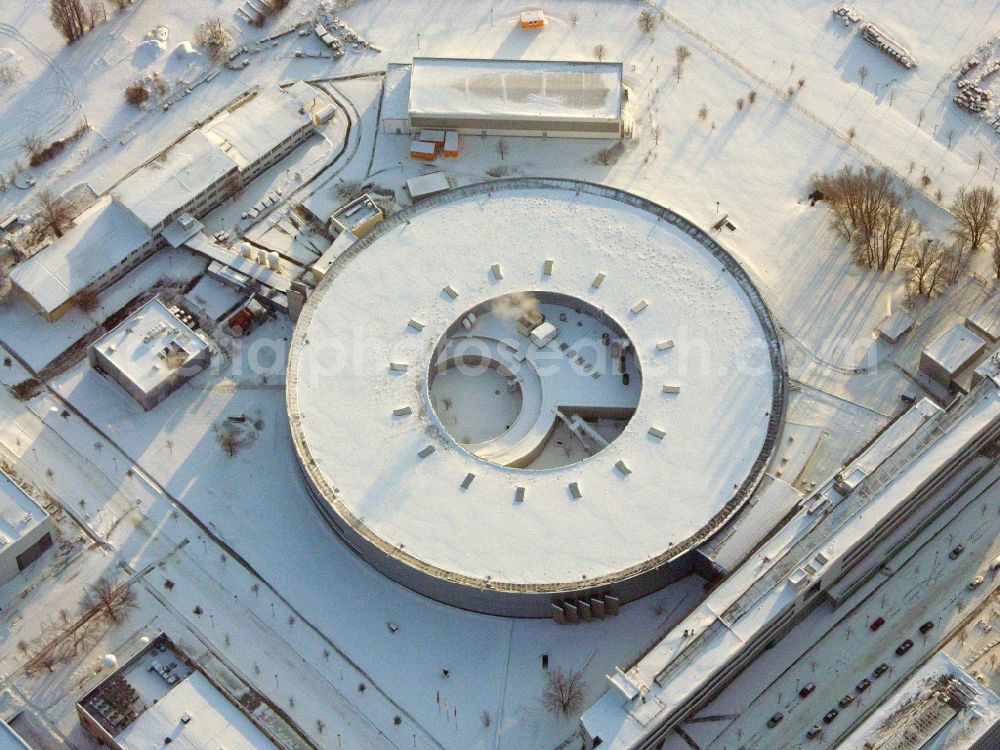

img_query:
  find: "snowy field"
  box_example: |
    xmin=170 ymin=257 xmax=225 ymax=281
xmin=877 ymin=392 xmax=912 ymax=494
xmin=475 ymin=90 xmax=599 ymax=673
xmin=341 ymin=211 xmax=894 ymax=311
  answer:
xmin=0 ymin=0 xmax=998 ymax=748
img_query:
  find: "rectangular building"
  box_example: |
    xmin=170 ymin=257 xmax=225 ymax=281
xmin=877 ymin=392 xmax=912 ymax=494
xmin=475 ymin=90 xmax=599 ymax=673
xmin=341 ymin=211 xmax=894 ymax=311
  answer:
xmin=329 ymin=194 xmax=384 ymax=237
xmin=920 ymin=323 xmax=987 ymax=391
xmin=77 ymin=634 xmax=277 ymax=750
xmin=0 ymin=471 xmax=55 ymax=586
xmin=88 ymin=298 xmax=210 ymax=410
xmin=383 ymin=57 xmax=628 ymax=139
xmin=114 ymin=130 xmax=239 ymax=235
xmin=9 ymin=197 xmax=154 ymax=321
xmin=203 ymin=85 xmax=316 ymax=183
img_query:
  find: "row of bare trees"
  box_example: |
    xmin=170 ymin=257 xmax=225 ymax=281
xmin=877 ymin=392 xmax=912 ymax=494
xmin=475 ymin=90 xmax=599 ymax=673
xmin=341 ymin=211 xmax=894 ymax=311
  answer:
xmin=813 ymin=167 xmax=1000 ymax=298
xmin=21 ymin=575 xmax=136 ymax=675
xmin=811 ymin=166 xmax=919 ymax=272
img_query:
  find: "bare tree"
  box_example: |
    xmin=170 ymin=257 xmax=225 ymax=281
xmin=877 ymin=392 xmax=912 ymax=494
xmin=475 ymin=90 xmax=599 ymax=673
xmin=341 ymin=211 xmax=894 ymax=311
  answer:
xmin=674 ymin=45 xmax=691 ymax=81
xmin=37 ymin=189 xmax=72 ymax=238
xmin=904 ymin=238 xmax=951 ymax=299
xmin=49 ymin=0 xmax=91 ymax=43
xmin=858 ymin=65 xmax=869 ymax=85
xmin=592 ymin=44 xmax=606 ymax=62
xmin=20 ymin=134 xmax=44 ymax=160
xmin=698 ymin=103 xmax=708 ymax=120
xmin=638 ymin=9 xmax=657 ymax=33
xmin=124 ymin=82 xmax=150 ymax=107
xmin=993 ymin=244 xmax=1000 ymax=279
xmin=651 ymin=123 xmax=662 ymax=144
xmin=811 ymin=166 xmax=919 ymax=271
xmin=596 ymin=148 xmax=614 ymax=166
xmin=194 ymin=17 xmax=232 ymax=61
xmin=541 ymin=667 xmax=586 ymax=718
xmin=495 ymin=139 xmax=508 ymax=161
xmin=950 ymin=186 xmax=998 ymax=254
xmin=569 ymin=11 xmax=579 ymax=26
xmin=82 ymin=575 xmax=137 ymax=624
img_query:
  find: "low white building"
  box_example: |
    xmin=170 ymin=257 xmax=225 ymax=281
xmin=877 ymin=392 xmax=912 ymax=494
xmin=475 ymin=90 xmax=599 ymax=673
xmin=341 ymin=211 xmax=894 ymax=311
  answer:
xmin=382 ymin=57 xmax=629 ymax=139
xmin=0 ymin=471 xmax=55 ymax=587
xmin=78 ymin=634 xmax=277 ymax=750
xmin=113 ymin=130 xmax=239 ymax=235
xmin=12 ymin=83 xmax=334 ymax=322
xmin=9 ymin=197 xmax=154 ymax=321
xmin=88 ymin=298 xmax=211 ymax=411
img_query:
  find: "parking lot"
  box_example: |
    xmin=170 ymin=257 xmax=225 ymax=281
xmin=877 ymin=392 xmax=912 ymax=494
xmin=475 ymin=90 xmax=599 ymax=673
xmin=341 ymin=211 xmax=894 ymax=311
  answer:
xmin=671 ymin=465 xmax=1000 ymax=750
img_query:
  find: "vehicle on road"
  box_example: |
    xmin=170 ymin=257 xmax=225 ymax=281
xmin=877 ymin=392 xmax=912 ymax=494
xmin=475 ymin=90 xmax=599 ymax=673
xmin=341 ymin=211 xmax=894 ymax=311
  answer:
xmin=799 ymin=682 xmax=816 ymax=698
xmin=870 ymin=616 xmax=885 ymax=631
xmin=856 ymin=678 xmax=871 ymax=693
xmin=950 ymin=545 xmax=965 ymax=560
xmin=919 ymin=621 xmax=934 ymax=634
xmin=873 ymin=663 xmax=889 ymax=678
xmin=839 ymin=694 xmax=855 ymax=708
xmin=807 ymin=725 xmax=823 ymax=739
xmin=767 ymin=712 xmax=784 ymax=728
xmin=970 ymin=575 xmax=984 ymax=589
xmin=991 ymin=554 xmax=1000 ymax=571
xmin=896 ymin=639 xmax=914 ymax=655
xmin=823 ymin=709 xmax=839 ymax=724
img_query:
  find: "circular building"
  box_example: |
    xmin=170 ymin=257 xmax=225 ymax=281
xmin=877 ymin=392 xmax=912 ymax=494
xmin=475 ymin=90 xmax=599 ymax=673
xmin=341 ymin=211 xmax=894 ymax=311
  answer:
xmin=287 ymin=179 xmax=785 ymax=617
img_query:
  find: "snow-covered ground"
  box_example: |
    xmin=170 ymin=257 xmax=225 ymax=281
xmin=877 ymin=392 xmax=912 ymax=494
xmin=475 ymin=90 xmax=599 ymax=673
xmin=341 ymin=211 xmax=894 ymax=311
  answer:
xmin=1 ymin=0 xmax=999 ymax=748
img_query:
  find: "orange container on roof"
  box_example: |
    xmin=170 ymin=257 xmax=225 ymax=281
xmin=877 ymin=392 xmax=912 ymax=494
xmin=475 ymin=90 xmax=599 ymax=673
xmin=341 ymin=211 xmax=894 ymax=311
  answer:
xmin=520 ymin=10 xmax=545 ymax=29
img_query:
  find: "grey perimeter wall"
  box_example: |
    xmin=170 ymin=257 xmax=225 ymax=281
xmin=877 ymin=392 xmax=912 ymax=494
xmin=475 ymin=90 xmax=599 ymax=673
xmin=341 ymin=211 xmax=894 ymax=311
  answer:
xmin=288 ymin=178 xmax=788 ymax=618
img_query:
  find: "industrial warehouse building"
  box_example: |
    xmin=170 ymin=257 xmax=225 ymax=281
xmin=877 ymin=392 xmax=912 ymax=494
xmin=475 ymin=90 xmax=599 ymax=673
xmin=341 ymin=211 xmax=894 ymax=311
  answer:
xmin=0 ymin=471 xmax=55 ymax=587
xmin=11 ymin=83 xmax=334 ymax=321
xmin=382 ymin=57 xmax=629 ymax=139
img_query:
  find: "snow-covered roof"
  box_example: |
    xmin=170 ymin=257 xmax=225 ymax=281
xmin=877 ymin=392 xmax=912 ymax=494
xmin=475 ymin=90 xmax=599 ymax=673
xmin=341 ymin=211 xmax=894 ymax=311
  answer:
xmin=0 ymin=721 xmax=31 ymax=750
xmin=114 ymin=672 xmax=276 ymax=750
xmin=581 ymin=381 xmax=1000 ymax=749
xmin=967 ymin=292 xmax=1000 ymax=342
xmin=924 ymin=323 xmax=987 ymax=376
xmin=380 ymin=63 xmax=413 ymax=123
xmin=288 ymin=182 xmax=779 ymax=593
xmin=9 ymin=197 xmax=151 ymax=315
xmin=408 ymin=57 xmax=623 ymax=124
xmin=90 ymin=297 xmax=208 ymax=396
xmin=877 ymin=309 xmax=914 ymax=342
xmin=0 ymin=471 xmax=49 ymax=547
xmin=406 ymin=171 xmax=450 ymax=199
xmin=841 ymin=653 xmax=1000 ymax=749
xmin=113 ymin=130 xmax=237 ymax=231
xmin=203 ymin=85 xmax=313 ymax=171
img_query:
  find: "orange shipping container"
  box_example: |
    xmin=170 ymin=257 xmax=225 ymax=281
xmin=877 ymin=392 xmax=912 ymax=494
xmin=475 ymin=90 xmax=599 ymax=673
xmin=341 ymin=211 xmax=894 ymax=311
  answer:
xmin=409 ymin=140 xmax=437 ymax=161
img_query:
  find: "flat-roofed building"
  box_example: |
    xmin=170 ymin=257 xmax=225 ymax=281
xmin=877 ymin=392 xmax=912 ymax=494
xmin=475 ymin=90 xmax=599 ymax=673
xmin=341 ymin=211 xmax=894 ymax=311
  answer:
xmin=329 ymin=193 xmax=383 ymax=237
xmin=77 ymin=633 xmax=277 ymax=750
xmin=966 ymin=292 xmax=1000 ymax=343
xmin=88 ymin=297 xmax=210 ymax=410
xmin=0 ymin=471 xmax=55 ymax=586
xmin=9 ymin=197 xmax=154 ymax=321
xmin=382 ymin=57 xmax=629 ymax=139
xmin=920 ymin=323 xmax=987 ymax=391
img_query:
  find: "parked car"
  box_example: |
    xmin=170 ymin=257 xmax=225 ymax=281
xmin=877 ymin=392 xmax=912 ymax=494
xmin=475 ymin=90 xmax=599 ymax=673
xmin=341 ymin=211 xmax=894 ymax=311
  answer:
xmin=767 ymin=712 xmax=784 ymax=728
xmin=919 ymin=621 xmax=935 ymax=635
xmin=839 ymin=694 xmax=855 ymax=708
xmin=874 ymin=663 xmax=889 ymax=678
xmin=950 ymin=545 xmax=965 ymax=560
xmin=823 ymin=709 xmax=839 ymax=724
xmin=799 ymin=682 xmax=816 ymax=698
xmin=870 ymin=616 xmax=886 ymax=631
xmin=896 ymin=639 xmax=914 ymax=655
xmin=856 ymin=678 xmax=871 ymax=693
xmin=807 ymin=725 xmax=823 ymax=740
xmin=970 ymin=575 xmax=984 ymax=589
xmin=991 ymin=554 xmax=1000 ymax=571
